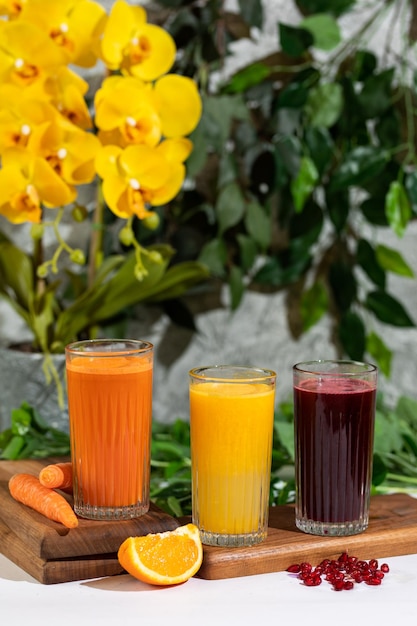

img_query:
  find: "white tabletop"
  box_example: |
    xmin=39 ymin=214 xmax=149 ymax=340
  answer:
xmin=2 ymin=550 xmax=417 ymax=625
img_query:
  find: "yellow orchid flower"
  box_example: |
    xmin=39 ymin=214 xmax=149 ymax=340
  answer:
xmin=95 ymin=74 xmax=202 ymax=149
xmin=0 ymin=19 xmax=67 ymax=87
xmin=0 ymin=148 xmax=76 ymax=223
xmin=99 ymin=0 xmax=176 ymax=80
xmin=43 ymin=66 xmax=93 ymax=130
xmin=153 ymin=75 xmax=203 ymax=138
xmin=94 ymin=75 xmax=162 ymax=148
xmin=19 ymin=0 xmax=106 ymax=68
xmin=95 ymin=139 xmax=191 ymax=219
xmin=27 ymin=115 xmax=101 ymax=186
xmin=0 ymin=83 xmax=62 ymax=153
xmin=0 ymin=0 xmax=28 ymax=18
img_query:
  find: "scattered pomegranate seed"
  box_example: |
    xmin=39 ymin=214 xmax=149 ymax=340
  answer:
xmin=286 ymin=553 xmax=390 ymax=591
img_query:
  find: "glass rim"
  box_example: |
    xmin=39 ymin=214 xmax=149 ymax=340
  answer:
xmin=293 ymin=359 xmax=377 ymax=377
xmin=189 ymin=364 xmax=276 ymax=383
xmin=65 ymin=338 xmax=153 ymax=357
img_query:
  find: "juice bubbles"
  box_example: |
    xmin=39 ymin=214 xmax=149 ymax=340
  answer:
xmin=66 ymin=339 xmax=153 ymax=521
xmin=189 ymin=366 xmax=276 ymax=547
xmin=293 ymin=361 xmax=377 ymax=536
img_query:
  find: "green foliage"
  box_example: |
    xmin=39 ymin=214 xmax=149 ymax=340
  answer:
xmin=0 ymin=403 xmax=71 ymax=460
xmin=156 ymin=0 xmax=417 ymax=380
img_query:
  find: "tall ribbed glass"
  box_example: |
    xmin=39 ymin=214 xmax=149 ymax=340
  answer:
xmin=65 ymin=339 xmax=153 ymax=521
xmin=189 ymin=365 xmax=276 ymax=547
xmin=293 ymin=360 xmax=377 ymax=536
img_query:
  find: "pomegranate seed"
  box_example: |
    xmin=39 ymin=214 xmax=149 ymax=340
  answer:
xmin=304 ymin=575 xmax=322 ymax=587
xmin=366 ymin=576 xmax=382 ymax=586
xmin=333 ymin=580 xmax=345 ymax=591
xmin=285 ymin=553 xmax=389 ymax=591
xmin=286 ymin=564 xmax=301 ymax=573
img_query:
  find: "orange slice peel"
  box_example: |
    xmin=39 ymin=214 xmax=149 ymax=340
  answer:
xmin=117 ymin=523 xmax=203 ymax=586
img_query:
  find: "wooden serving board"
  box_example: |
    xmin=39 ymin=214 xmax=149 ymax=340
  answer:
xmin=197 ymin=492 xmax=417 ymax=580
xmin=0 ymin=458 xmax=180 ymax=583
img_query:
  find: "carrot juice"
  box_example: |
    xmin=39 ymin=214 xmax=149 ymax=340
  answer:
xmin=189 ymin=366 xmax=276 ymax=547
xmin=65 ymin=339 xmax=153 ymax=521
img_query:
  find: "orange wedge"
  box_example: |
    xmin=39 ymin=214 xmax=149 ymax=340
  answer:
xmin=117 ymin=523 xmax=203 ymax=586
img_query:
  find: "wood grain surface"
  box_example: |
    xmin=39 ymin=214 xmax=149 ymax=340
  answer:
xmin=197 ymin=492 xmax=417 ymax=580
xmin=0 ymin=458 xmax=179 ymax=583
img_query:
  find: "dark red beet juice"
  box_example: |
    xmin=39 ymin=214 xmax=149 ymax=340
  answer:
xmin=294 ymin=372 xmax=376 ymax=536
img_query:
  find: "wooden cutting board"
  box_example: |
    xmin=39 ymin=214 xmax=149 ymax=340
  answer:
xmin=197 ymin=492 xmax=417 ymax=580
xmin=1 ymin=459 xmax=417 ymax=584
xmin=0 ymin=458 xmax=180 ymax=583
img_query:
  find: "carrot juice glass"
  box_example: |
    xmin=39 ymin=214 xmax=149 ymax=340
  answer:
xmin=65 ymin=339 xmax=153 ymax=520
xmin=189 ymin=365 xmax=276 ymax=547
xmin=293 ymin=360 xmax=377 ymax=536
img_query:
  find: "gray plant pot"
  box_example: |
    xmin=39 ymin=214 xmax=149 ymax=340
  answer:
xmin=0 ymin=347 xmax=68 ymax=432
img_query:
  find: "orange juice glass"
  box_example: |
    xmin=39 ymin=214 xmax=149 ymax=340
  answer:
xmin=189 ymin=365 xmax=276 ymax=547
xmin=65 ymin=339 xmax=153 ymax=521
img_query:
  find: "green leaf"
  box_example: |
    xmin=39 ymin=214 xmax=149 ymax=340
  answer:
xmin=279 ymin=22 xmax=314 ymax=57
xmin=330 ymin=146 xmax=389 ymax=190
xmin=0 ymin=435 xmax=25 ymax=460
xmin=357 ymin=69 xmax=395 ymax=118
xmin=229 ymin=265 xmax=245 ymax=310
xmin=305 ymin=82 xmax=343 ymax=127
xmin=296 ymin=0 xmax=355 ymax=17
xmin=238 ymin=0 xmax=263 ymax=29
xmin=365 ymin=290 xmax=415 ymax=327
xmin=0 ymin=239 xmax=33 ymax=310
xmin=201 ymin=94 xmax=249 ymax=151
xmin=376 ymin=244 xmax=414 ymax=277
xmin=216 ymin=183 xmax=246 ymax=234
xmin=405 ymin=170 xmax=417 ymax=212
xmin=225 ymin=63 xmax=271 ymax=94
xmin=275 ymin=135 xmax=302 ymax=178
xmin=357 ymin=239 xmax=386 ymax=288
xmin=339 ymin=311 xmax=365 ymax=360
xmin=396 ymin=395 xmax=417 ymax=429
xmin=217 ymin=151 xmax=238 ymax=188
xmin=11 ymin=406 xmax=32 ymax=435
xmin=372 ymin=453 xmax=387 ymax=487
xmin=198 ymin=238 xmax=227 ymax=277
xmin=244 ymin=201 xmax=271 ymax=250
xmin=237 ymin=234 xmax=258 ymax=272
xmin=300 ymin=281 xmax=328 ymax=331
xmin=277 ymin=82 xmax=309 ymax=108
xmin=385 ymin=181 xmax=412 ymax=237
xmin=305 ymin=126 xmax=334 ymax=176
xmin=300 ymin=14 xmax=341 ymax=50
xmin=329 ymin=261 xmax=357 ymax=312
xmin=366 ymin=331 xmax=392 ymax=377
xmin=325 ymin=188 xmax=349 ymax=233
xmin=373 ymin=408 xmax=403 ymax=455
xmin=291 ymin=156 xmax=319 ymax=212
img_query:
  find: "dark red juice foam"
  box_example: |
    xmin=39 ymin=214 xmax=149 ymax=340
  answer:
xmin=294 ymin=377 xmax=376 ymax=527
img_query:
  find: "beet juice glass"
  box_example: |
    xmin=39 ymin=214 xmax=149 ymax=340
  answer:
xmin=293 ymin=360 xmax=377 ymax=536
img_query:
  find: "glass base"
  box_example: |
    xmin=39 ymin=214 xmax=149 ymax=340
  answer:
xmin=198 ymin=529 xmax=267 ymax=547
xmin=295 ymin=517 xmax=368 ymax=537
xmin=74 ymin=502 xmax=149 ymax=521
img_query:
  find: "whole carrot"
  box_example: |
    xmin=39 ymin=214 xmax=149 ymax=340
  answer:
xmin=9 ymin=473 xmax=78 ymax=529
xmin=39 ymin=462 xmax=73 ymax=491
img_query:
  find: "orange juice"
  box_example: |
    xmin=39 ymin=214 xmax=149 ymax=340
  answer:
xmin=189 ymin=366 xmax=276 ymax=547
xmin=66 ymin=340 xmax=153 ymax=520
